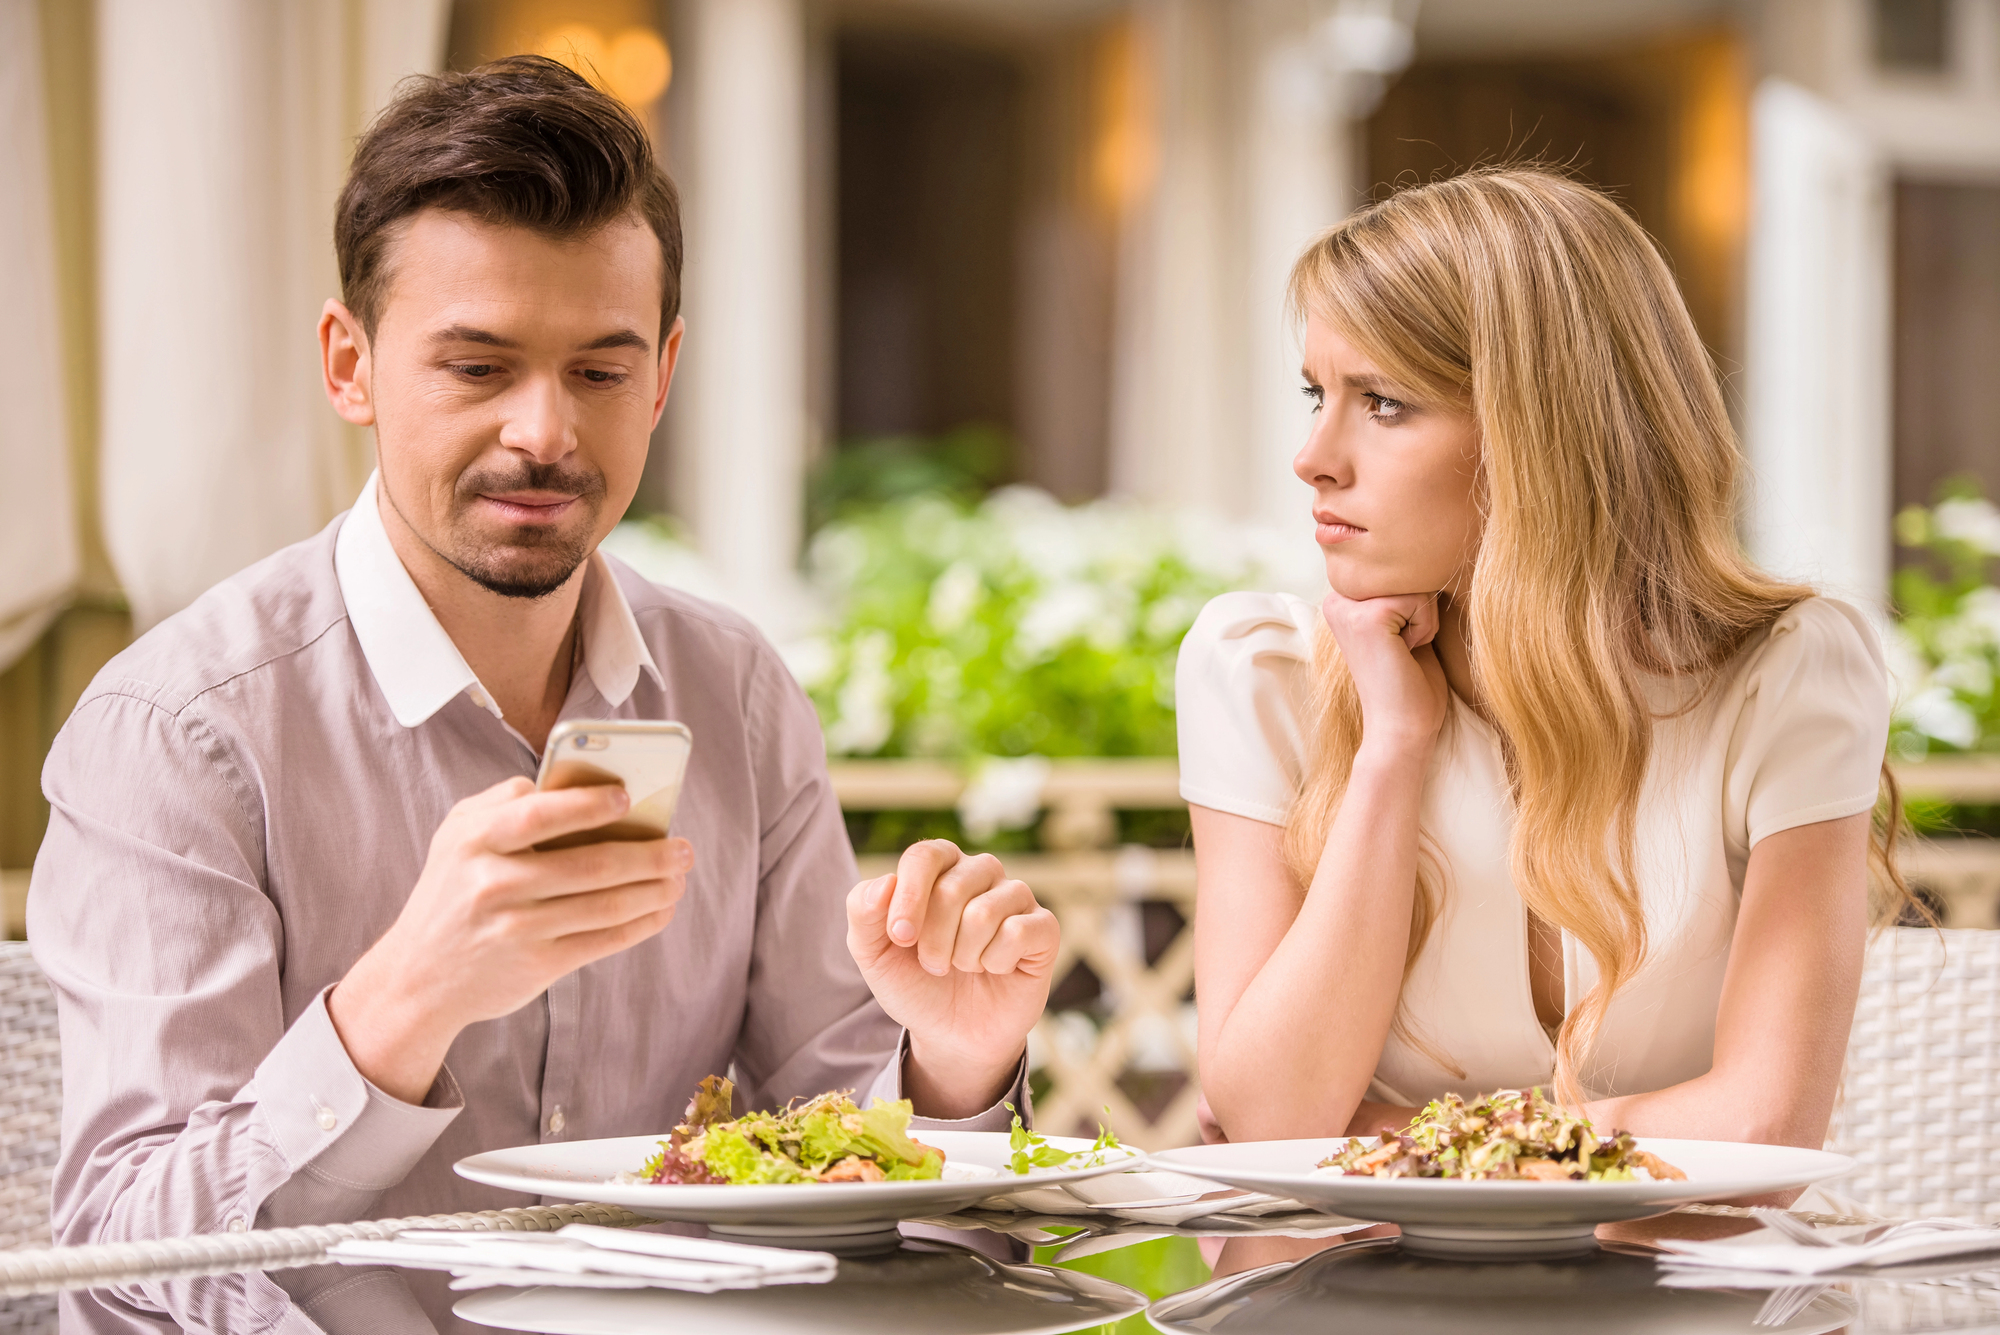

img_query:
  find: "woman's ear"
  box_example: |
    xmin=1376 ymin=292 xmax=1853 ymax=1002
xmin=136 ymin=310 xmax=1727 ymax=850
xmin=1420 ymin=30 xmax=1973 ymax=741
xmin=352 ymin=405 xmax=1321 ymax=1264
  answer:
xmin=320 ymin=299 xmax=375 ymax=427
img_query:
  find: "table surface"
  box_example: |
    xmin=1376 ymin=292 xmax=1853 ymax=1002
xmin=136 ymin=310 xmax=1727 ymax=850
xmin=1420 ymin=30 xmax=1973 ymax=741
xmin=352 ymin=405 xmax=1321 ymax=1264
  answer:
xmin=155 ymin=1211 xmax=2000 ymax=1335
xmin=1043 ymin=1213 xmax=2000 ymax=1334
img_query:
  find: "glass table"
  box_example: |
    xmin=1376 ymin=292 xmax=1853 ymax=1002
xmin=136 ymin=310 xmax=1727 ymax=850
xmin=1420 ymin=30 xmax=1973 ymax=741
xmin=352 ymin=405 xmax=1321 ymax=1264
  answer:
xmin=34 ymin=1211 xmax=2000 ymax=1333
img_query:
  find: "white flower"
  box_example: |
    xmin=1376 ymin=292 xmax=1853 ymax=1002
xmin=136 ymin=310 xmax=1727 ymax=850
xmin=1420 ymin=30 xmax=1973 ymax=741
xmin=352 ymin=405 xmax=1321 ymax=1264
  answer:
xmin=1933 ymin=498 xmax=2000 ymax=556
xmin=1904 ymin=686 xmax=1980 ymax=749
xmin=824 ymin=630 xmax=895 ymax=755
xmin=1015 ymin=582 xmax=1110 ymax=661
xmin=1958 ymin=587 xmax=2000 ymax=644
xmin=957 ymin=755 xmax=1051 ymax=841
xmin=780 ymin=635 xmax=835 ymax=689
xmin=926 ymin=561 xmax=983 ymax=633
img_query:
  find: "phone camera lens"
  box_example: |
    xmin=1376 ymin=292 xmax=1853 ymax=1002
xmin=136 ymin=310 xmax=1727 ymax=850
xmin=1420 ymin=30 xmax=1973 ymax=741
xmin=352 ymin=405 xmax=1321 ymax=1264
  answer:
xmin=574 ymin=736 xmax=588 ymax=749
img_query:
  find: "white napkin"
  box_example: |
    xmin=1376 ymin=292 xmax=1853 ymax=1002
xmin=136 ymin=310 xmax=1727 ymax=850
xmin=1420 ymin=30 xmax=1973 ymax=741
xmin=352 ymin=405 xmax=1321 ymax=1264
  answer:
xmin=1658 ymin=1220 xmax=2000 ymax=1277
xmin=327 ymin=1223 xmax=838 ymax=1292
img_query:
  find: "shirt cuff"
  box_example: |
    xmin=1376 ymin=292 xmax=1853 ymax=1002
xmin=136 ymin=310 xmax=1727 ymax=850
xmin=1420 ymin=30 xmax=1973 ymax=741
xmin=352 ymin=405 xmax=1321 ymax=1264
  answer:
xmin=865 ymin=1030 xmax=1032 ymax=1132
xmin=248 ymin=987 xmax=464 ymax=1198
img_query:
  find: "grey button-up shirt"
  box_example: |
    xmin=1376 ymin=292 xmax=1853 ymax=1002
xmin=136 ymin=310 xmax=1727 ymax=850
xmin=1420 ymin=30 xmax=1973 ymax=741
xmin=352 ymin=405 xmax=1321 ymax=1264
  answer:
xmin=30 ymin=480 xmax=1016 ymax=1334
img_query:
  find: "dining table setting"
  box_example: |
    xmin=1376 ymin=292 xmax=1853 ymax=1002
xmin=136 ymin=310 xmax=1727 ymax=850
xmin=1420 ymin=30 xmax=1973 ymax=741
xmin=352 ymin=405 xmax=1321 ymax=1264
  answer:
xmin=12 ymin=1100 xmax=2000 ymax=1335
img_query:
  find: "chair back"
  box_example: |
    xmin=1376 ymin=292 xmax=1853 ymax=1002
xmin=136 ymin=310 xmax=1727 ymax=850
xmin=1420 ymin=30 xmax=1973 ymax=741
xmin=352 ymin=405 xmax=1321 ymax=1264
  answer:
xmin=1826 ymin=926 xmax=2000 ymax=1221
xmin=0 ymin=942 xmax=59 ymax=1334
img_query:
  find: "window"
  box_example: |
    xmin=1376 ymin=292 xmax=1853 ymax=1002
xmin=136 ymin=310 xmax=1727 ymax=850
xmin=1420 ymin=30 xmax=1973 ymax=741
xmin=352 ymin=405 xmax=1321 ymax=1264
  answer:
xmin=1874 ymin=0 xmax=1951 ymax=74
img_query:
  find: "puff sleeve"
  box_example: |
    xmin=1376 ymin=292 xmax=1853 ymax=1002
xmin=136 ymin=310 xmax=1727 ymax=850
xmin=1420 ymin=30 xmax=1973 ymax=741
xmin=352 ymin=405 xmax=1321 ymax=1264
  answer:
xmin=1174 ymin=591 xmax=1321 ymax=825
xmin=1723 ymin=597 xmax=1891 ymax=852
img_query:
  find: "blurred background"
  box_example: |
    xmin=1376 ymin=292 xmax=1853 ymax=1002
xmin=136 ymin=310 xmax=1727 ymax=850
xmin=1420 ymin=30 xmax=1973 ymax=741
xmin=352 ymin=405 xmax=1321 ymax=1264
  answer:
xmin=3 ymin=0 xmax=1999 ymax=1147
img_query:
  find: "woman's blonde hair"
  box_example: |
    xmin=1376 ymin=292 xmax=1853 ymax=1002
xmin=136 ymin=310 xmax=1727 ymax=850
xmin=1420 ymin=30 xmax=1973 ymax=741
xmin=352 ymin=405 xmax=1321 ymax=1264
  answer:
xmin=1281 ymin=167 xmax=1915 ymax=1105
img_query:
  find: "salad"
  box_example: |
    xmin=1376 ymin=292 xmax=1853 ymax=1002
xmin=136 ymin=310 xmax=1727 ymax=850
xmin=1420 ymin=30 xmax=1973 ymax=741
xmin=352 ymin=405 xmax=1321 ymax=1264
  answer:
xmin=634 ymin=1077 xmax=945 ymax=1185
xmin=1315 ymin=1088 xmax=1687 ymax=1183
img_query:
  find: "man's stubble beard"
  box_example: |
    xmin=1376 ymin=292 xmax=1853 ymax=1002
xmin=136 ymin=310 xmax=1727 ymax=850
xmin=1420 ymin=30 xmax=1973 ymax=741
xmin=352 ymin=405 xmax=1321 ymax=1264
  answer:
xmin=393 ymin=459 xmax=609 ymax=600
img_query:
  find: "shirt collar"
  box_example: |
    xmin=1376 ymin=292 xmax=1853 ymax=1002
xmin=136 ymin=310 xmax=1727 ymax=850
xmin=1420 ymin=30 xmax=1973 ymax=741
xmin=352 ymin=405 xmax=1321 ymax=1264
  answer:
xmin=334 ymin=471 xmax=661 ymax=729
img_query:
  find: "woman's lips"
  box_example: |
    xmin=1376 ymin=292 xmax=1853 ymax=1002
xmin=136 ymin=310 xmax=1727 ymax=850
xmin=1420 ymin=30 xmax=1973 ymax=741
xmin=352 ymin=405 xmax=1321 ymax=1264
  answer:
xmin=1314 ymin=513 xmax=1366 ymax=546
xmin=478 ymin=493 xmax=579 ymax=525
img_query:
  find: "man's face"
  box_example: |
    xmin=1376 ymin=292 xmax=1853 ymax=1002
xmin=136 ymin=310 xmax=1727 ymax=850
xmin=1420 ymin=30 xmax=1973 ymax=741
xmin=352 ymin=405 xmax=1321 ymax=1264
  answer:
xmin=354 ymin=210 xmax=675 ymax=598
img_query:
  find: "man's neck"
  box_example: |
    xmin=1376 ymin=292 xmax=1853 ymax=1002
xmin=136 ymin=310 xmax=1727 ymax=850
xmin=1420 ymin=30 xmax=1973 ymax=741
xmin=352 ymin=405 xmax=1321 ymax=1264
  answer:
xmin=377 ymin=483 xmax=583 ymax=754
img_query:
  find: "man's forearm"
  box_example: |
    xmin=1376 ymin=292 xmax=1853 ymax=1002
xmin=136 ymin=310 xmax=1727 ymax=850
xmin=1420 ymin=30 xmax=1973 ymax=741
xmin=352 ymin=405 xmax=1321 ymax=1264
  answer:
xmin=327 ymin=948 xmax=463 ymax=1106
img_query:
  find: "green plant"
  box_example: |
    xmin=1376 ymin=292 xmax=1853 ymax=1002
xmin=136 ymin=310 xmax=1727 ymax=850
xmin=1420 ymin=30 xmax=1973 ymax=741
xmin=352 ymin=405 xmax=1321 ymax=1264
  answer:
xmin=1890 ymin=483 xmax=2000 ymax=758
xmin=791 ymin=487 xmax=1318 ymax=762
xmin=806 ymin=424 xmax=1011 ymax=533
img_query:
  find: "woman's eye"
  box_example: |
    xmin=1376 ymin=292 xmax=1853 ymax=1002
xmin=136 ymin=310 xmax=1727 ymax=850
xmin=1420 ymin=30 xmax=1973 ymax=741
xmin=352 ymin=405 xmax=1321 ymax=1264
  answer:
xmin=1301 ymin=385 xmax=1325 ymax=414
xmin=1364 ymin=393 xmax=1407 ymax=423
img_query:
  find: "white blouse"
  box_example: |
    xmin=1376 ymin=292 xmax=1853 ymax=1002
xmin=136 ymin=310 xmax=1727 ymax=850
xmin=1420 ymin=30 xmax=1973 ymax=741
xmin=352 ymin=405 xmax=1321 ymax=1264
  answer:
xmin=1176 ymin=592 xmax=1890 ymax=1104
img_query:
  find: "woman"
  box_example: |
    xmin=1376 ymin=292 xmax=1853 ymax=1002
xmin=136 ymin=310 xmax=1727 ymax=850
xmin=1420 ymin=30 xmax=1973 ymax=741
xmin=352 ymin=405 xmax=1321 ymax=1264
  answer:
xmin=1180 ymin=168 xmax=1913 ymax=1148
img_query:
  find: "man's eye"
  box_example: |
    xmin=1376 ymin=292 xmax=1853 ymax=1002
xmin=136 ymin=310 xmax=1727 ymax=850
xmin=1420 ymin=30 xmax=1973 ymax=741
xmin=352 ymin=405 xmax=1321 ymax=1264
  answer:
xmin=455 ymin=364 xmax=497 ymax=379
xmin=581 ymin=369 xmax=625 ymax=385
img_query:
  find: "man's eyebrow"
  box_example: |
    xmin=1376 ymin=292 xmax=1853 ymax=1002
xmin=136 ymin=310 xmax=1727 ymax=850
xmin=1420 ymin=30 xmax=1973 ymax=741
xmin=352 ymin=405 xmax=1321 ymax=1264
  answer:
xmin=580 ymin=329 xmax=652 ymax=353
xmin=430 ymin=324 xmax=516 ymax=348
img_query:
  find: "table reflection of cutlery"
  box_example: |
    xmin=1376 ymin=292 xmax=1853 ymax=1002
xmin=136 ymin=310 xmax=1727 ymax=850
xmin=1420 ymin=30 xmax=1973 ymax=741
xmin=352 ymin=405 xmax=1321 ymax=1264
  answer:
xmin=1751 ymin=1281 xmax=1830 ymax=1327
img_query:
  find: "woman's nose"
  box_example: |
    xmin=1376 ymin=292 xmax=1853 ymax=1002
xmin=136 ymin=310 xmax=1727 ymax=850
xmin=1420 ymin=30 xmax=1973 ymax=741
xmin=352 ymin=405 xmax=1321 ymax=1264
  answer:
xmin=1293 ymin=414 xmax=1347 ymax=488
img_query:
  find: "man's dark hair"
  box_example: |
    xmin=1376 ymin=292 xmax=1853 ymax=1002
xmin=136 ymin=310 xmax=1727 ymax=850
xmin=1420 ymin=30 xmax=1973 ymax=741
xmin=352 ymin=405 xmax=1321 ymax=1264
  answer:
xmin=335 ymin=55 xmax=683 ymax=343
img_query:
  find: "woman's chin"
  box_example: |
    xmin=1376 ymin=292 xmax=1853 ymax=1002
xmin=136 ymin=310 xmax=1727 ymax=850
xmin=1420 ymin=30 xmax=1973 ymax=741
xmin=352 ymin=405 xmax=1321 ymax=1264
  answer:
xmin=1323 ymin=562 xmax=1443 ymax=605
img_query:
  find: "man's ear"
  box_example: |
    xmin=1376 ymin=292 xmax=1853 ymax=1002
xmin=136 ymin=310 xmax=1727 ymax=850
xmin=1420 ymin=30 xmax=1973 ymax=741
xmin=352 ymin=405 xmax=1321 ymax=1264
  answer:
xmin=320 ymin=299 xmax=375 ymax=427
xmin=650 ymin=315 xmax=685 ymax=431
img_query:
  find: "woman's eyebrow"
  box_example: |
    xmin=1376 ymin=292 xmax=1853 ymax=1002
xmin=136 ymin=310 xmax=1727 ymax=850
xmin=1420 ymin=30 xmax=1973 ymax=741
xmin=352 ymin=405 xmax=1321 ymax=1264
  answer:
xmin=1341 ymin=372 xmax=1395 ymax=393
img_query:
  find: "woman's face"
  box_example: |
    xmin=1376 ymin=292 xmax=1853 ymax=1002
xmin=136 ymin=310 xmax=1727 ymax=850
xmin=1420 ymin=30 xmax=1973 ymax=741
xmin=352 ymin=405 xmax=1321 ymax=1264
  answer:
xmin=1293 ymin=314 xmax=1483 ymax=602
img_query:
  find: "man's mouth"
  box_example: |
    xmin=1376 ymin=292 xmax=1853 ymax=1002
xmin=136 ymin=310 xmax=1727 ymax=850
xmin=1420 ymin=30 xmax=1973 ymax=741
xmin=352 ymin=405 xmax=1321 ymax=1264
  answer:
xmin=1314 ymin=510 xmax=1367 ymax=546
xmin=476 ymin=490 xmax=583 ymax=525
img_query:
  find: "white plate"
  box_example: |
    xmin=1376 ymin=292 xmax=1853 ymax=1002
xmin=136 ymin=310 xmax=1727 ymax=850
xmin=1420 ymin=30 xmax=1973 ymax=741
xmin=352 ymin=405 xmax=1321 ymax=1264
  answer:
xmin=1148 ymin=1137 xmax=1855 ymax=1256
xmin=455 ymin=1131 xmax=1142 ymax=1238
xmin=455 ymin=1243 xmax=1148 ymax=1334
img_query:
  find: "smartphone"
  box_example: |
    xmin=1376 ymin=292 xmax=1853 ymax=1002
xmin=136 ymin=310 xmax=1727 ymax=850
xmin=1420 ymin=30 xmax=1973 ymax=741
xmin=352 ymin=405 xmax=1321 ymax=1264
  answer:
xmin=534 ymin=720 xmax=692 ymax=850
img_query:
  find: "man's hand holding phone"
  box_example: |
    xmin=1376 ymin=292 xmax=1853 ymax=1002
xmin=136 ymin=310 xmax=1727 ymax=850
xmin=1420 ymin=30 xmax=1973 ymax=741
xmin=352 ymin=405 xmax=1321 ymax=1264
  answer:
xmin=329 ymin=775 xmax=691 ymax=1105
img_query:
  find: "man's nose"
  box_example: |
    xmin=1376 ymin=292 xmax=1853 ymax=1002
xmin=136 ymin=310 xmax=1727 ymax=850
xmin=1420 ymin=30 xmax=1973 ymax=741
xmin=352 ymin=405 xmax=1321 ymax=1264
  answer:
xmin=497 ymin=375 xmax=576 ymax=462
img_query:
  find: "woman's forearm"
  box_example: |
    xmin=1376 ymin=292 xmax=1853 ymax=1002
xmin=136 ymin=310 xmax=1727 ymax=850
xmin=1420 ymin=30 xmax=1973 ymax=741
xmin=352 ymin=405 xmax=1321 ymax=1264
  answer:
xmin=1201 ymin=744 xmax=1429 ymax=1140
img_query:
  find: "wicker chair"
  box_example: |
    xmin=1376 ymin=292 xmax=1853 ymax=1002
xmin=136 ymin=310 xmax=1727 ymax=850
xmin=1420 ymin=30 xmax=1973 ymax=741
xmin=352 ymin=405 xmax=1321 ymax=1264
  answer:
xmin=1824 ymin=926 xmax=2000 ymax=1222
xmin=0 ymin=943 xmax=59 ymax=1334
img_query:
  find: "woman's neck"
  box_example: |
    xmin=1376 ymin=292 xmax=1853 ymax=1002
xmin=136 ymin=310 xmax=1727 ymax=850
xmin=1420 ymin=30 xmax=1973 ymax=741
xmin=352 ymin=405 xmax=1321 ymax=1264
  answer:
xmin=1434 ymin=595 xmax=1486 ymax=718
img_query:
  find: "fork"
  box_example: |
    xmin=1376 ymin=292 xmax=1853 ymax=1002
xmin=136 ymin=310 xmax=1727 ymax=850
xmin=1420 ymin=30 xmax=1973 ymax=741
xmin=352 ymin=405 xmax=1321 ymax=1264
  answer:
xmin=1750 ymin=1206 xmax=1983 ymax=1248
xmin=1752 ymin=1282 xmax=1830 ymax=1327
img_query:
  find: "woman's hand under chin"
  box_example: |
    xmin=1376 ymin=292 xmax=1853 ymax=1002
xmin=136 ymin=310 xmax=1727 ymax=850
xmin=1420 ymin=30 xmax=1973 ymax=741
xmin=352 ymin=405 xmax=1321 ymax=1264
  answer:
xmin=1321 ymin=585 xmax=1450 ymax=755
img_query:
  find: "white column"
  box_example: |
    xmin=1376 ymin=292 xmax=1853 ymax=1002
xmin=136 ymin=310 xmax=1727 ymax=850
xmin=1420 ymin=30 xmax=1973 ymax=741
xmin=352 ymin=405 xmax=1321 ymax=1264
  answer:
xmin=676 ymin=0 xmax=810 ymax=636
xmin=1244 ymin=29 xmax=1350 ymax=532
xmin=1743 ymin=79 xmax=1892 ymax=610
xmin=1107 ymin=0 xmax=1233 ymax=515
xmin=0 ymin=0 xmax=78 ymax=667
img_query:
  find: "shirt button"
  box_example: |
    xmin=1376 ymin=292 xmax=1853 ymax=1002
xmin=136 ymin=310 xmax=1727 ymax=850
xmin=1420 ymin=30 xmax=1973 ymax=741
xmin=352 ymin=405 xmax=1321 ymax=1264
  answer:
xmin=227 ymin=1217 xmax=247 ymax=1233
xmin=317 ymin=1109 xmax=338 ymax=1132
xmin=548 ymin=1107 xmax=566 ymax=1135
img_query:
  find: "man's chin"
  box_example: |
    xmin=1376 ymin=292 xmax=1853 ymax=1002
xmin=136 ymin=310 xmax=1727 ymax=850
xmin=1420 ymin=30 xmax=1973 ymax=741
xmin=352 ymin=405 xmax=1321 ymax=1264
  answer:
xmin=445 ymin=540 xmax=592 ymax=600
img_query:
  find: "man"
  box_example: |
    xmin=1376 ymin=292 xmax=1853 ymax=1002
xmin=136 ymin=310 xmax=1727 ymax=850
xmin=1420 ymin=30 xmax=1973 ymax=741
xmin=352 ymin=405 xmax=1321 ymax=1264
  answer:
xmin=29 ymin=57 xmax=1058 ymax=1334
